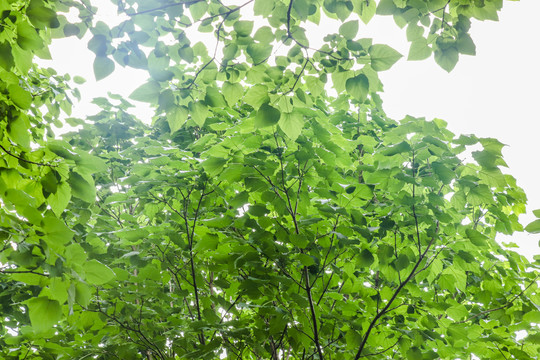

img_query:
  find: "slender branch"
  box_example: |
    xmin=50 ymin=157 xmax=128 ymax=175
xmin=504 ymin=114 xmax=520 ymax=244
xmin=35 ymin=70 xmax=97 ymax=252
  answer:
xmin=458 ymin=274 xmax=540 ymax=324
xmin=353 ymin=222 xmax=440 ymax=359
xmin=0 ymin=144 xmax=56 ymax=167
xmin=87 ymin=306 xmax=165 ymax=359
xmin=96 ymin=194 xmax=123 ymax=226
xmin=358 ymin=336 xmax=401 ymax=358
xmin=411 ymin=151 xmax=421 ymax=253
xmin=188 ymin=183 xmax=206 ymax=345
xmin=285 ymin=0 xmax=350 ymax=61
xmin=316 ymin=272 xmax=334 ymax=306
xmin=494 ymin=342 xmax=509 ymax=360
xmin=0 ymin=270 xmax=49 ymax=277
xmin=181 ymin=0 xmax=254 ymax=89
xmin=304 ymin=268 xmax=325 ymax=359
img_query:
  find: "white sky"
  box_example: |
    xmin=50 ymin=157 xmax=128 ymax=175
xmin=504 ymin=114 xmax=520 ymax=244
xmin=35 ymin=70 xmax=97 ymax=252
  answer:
xmin=40 ymin=0 xmax=540 ymax=258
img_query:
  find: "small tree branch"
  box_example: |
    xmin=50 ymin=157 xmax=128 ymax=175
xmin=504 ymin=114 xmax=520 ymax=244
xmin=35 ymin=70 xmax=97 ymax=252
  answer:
xmin=458 ymin=274 xmax=539 ymax=324
xmin=0 ymin=144 xmax=57 ymax=167
xmin=354 ymin=221 xmax=440 ymax=359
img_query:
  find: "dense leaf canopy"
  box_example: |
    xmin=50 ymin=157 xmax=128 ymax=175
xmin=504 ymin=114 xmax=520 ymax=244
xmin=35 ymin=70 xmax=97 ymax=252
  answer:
xmin=0 ymin=0 xmax=539 ymax=359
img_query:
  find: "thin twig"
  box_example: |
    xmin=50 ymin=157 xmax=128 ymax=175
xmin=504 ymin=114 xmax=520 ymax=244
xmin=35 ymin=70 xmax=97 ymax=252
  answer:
xmin=0 ymin=144 xmax=57 ymax=167
xmin=354 ymin=222 xmax=440 ymax=359
xmin=457 ymin=274 xmax=540 ymax=324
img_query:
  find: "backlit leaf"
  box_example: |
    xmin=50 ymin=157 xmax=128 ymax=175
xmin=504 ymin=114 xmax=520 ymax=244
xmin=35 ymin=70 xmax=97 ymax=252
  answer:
xmin=369 ymin=44 xmax=402 ymax=71
xmin=434 ymin=48 xmax=459 ymax=72
xmin=278 ymin=112 xmax=303 ymax=140
xmin=255 ymin=103 xmax=281 ymax=128
xmin=27 ymin=297 xmax=62 ymax=333
xmin=17 ymin=21 xmax=43 ymax=50
xmin=129 ymin=81 xmax=160 ymax=102
xmin=339 ymin=20 xmax=359 ymax=40
xmin=346 ymin=74 xmax=369 ymax=101
xmin=84 ymin=260 xmax=116 ymax=285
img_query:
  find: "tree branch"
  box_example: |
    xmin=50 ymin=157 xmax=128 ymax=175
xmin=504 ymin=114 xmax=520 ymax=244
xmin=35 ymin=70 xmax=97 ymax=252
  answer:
xmin=354 ymin=222 xmax=440 ymax=359
xmin=458 ymin=274 xmax=540 ymax=324
xmin=0 ymin=144 xmax=56 ymax=167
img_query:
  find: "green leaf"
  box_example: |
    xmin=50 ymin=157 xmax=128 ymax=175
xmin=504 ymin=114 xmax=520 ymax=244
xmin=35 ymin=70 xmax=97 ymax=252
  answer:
xmin=254 ymin=26 xmax=274 ymax=43
xmin=205 ymin=87 xmax=227 ymax=107
xmin=278 ymin=112 xmax=303 ymax=141
xmin=359 ymin=249 xmax=374 ymax=267
xmin=189 ymin=1 xmax=208 ymax=21
xmin=195 ymin=234 xmax=219 ymax=252
xmin=457 ymin=33 xmax=476 ymax=55
xmin=440 ymin=267 xmax=467 ymax=292
xmin=244 ymin=84 xmax=269 ymax=109
xmin=73 ymin=75 xmax=86 ymax=84
xmin=380 ymin=141 xmax=411 ymax=156
xmin=8 ymin=114 xmax=30 ymax=149
xmin=42 ymin=215 xmax=74 ymax=251
xmin=290 ymin=234 xmax=309 ymax=248
xmin=65 ymin=243 xmax=88 ymax=265
xmin=88 ymin=35 xmax=107 ymax=56
xmin=255 ymin=103 xmax=281 ymax=128
xmin=75 ymin=283 xmax=92 ymax=307
xmin=168 ymin=106 xmax=188 ymax=133
xmin=27 ymin=297 xmax=62 ymax=333
xmin=357 ymin=0 xmax=376 ymax=24
xmin=346 ymin=74 xmax=369 ymax=101
xmin=431 ymin=162 xmax=454 ymax=184
xmin=17 ymin=21 xmax=43 ymax=50
xmin=68 ymin=171 xmax=96 ymax=203
xmin=202 ymin=157 xmax=227 ymax=177
xmin=406 ymin=24 xmax=423 ymax=41
xmin=376 ymin=0 xmax=398 ymax=15
xmin=233 ymin=21 xmax=253 ymax=36
xmin=178 ymin=45 xmax=194 ymax=62
xmin=254 ymin=0 xmax=274 ymax=16
xmin=395 ymin=253 xmax=410 ymax=271
xmin=339 ymin=20 xmax=359 ymax=40
xmin=63 ymin=23 xmax=80 ymax=37
xmin=466 ymin=229 xmax=489 ymax=247
xmin=8 ymin=84 xmax=32 ymax=110
xmin=408 ymin=39 xmax=432 ymax=61
xmin=297 ymin=253 xmax=315 ymax=266
xmin=129 ymin=81 xmax=160 ymax=103
xmin=467 ymin=185 xmax=493 ymax=206
xmin=190 ymin=101 xmax=208 ymax=127
xmin=246 ymin=43 xmax=272 ymax=64
xmin=48 ymin=182 xmax=71 ymax=217
xmin=0 ymin=42 xmax=15 ymax=70
xmin=434 ymin=48 xmax=459 ymax=72
xmin=369 ymin=44 xmax=402 ymax=71
xmin=525 ymin=219 xmax=540 ymax=234
xmin=248 ymin=204 xmax=268 ymax=216
xmin=223 ymin=82 xmax=243 ymax=106
xmin=27 ymin=5 xmax=58 ymax=29
xmin=84 ymin=259 xmax=116 ymax=285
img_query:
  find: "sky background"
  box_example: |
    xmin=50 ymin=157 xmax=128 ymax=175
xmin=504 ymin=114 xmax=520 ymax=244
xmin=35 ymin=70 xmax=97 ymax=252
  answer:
xmin=39 ymin=0 xmax=540 ymax=258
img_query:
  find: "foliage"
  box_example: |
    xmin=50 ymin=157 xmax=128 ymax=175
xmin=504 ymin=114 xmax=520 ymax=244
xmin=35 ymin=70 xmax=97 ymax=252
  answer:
xmin=0 ymin=0 xmax=539 ymax=359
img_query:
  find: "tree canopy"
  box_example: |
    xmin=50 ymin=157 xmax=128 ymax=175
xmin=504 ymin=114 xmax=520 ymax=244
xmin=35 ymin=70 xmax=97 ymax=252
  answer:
xmin=1 ymin=0 xmax=539 ymax=359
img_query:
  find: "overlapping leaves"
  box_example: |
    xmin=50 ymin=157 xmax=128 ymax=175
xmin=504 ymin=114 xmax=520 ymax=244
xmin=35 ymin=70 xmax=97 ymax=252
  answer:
xmin=1 ymin=0 xmax=538 ymax=359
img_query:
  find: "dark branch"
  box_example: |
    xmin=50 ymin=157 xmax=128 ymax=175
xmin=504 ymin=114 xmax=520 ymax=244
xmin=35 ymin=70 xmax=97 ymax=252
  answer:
xmin=458 ymin=274 xmax=539 ymax=324
xmin=354 ymin=222 xmax=440 ymax=359
xmin=0 ymin=144 xmax=57 ymax=167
